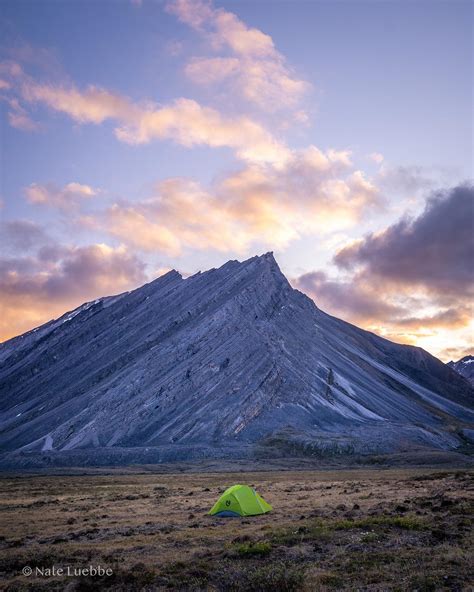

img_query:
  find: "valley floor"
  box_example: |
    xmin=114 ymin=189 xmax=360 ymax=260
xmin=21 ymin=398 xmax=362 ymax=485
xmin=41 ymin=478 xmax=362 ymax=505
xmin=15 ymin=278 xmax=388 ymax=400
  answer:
xmin=1 ymin=468 xmax=473 ymax=591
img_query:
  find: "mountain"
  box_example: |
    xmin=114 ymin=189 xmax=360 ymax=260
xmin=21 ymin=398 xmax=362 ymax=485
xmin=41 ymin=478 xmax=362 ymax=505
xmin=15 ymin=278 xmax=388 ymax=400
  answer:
xmin=0 ymin=253 xmax=473 ymax=468
xmin=447 ymin=356 xmax=474 ymax=386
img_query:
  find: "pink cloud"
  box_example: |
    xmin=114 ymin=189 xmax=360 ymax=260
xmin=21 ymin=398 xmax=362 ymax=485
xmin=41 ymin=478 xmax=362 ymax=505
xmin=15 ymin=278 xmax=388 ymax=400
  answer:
xmin=25 ymin=182 xmax=98 ymax=209
xmin=13 ymin=76 xmax=289 ymax=164
xmin=167 ymin=0 xmax=309 ymax=111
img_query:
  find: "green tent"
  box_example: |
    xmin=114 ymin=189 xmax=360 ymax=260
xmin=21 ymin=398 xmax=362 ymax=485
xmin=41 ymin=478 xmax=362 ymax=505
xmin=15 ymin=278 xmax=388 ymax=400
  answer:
xmin=208 ymin=484 xmax=272 ymax=517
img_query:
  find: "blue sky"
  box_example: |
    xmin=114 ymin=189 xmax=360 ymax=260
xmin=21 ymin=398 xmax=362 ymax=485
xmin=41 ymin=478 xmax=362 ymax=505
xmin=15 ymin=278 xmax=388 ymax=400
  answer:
xmin=0 ymin=0 xmax=472 ymax=359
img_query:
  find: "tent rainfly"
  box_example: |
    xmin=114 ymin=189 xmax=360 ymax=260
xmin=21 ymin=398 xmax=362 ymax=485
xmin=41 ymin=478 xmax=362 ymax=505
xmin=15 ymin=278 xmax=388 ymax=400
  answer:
xmin=208 ymin=484 xmax=272 ymax=517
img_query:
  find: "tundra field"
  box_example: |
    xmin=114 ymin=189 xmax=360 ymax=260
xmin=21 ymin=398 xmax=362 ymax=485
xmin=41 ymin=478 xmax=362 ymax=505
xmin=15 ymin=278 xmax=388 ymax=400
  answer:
xmin=1 ymin=467 xmax=473 ymax=591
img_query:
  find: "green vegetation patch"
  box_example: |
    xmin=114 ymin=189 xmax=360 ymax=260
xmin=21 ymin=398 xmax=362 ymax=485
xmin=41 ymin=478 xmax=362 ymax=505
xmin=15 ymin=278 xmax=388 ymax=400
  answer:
xmin=234 ymin=541 xmax=272 ymax=557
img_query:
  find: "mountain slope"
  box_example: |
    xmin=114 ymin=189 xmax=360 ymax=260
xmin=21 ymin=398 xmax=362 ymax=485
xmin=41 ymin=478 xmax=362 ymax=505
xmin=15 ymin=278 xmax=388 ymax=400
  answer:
xmin=0 ymin=253 xmax=472 ymax=467
xmin=448 ymin=356 xmax=474 ymax=386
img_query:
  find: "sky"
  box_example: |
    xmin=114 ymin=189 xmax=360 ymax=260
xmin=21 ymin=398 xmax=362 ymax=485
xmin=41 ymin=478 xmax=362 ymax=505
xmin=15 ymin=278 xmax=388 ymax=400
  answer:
xmin=0 ymin=0 xmax=472 ymax=361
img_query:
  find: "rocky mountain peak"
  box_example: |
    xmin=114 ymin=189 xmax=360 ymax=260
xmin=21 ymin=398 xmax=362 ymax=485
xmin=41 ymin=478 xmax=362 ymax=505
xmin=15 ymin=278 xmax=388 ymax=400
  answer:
xmin=0 ymin=253 xmax=472 ymax=468
xmin=239 ymin=251 xmax=289 ymax=285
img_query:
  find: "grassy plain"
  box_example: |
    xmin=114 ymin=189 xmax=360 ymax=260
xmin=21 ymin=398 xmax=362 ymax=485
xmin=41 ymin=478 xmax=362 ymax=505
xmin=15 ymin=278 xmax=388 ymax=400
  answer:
xmin=1 ymin=468 xmax=473 ymax=591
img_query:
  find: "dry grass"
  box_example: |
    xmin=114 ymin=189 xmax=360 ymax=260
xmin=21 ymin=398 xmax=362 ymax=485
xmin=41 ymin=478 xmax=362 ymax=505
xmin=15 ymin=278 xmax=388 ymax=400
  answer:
xmin=0 ymin=468 xmax=473 ymax=590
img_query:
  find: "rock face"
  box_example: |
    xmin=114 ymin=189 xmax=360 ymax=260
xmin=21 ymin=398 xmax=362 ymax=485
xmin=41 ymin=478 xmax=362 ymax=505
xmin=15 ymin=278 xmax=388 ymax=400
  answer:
xmin=448 ymin=356 xmax=474 ymax=386
xmin=0 ymin=253 xmax=473 ymax=467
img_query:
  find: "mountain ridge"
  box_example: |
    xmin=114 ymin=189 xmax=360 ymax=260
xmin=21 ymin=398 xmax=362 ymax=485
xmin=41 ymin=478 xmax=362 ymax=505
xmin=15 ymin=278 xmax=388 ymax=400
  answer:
xmin=0 ymin=253 xmax=472 ymax=468
xmin=448 ymin=355 xmax=474 ymax=386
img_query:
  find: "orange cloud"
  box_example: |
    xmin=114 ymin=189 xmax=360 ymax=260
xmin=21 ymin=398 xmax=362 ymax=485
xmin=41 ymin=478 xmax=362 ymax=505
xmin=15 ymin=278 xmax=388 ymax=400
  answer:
xmin=438 ymin=346 xmax=473 ymax=363
xmin=0 ymin=242 xmax=146 ymax=342
xmin=107 ymin=204 xmax=183 ymax=256
xmin=395 ymin=308 xmax=472 ymax=331
xmin=102 ymin=147 xmax=379 ymax=256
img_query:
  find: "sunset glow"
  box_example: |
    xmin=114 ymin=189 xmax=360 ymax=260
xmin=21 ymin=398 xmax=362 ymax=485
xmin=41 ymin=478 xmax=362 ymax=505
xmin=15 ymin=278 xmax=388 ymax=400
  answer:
xmin=0 ymin=0 xmax=472 ymax=361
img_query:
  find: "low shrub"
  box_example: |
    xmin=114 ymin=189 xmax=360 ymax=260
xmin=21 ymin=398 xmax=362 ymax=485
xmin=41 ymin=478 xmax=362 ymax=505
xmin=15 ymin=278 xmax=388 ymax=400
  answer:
xmin=234 ymin=541 xmax=272 ymax=557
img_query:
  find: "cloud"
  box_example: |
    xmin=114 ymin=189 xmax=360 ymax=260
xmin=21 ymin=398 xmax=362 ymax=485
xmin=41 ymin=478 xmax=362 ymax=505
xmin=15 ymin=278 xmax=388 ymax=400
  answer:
xmin=8 ymin=108 xmax=38 ymax=131
xmin=335 ymin=184 xmax=474 ymax=298
xmin=102 ymin=146 xmax=379 ymax=256
xmin=0 ymin=219 xmax=52 ymax=252
xmin=293 ymin=185 xmax=474 ymax=361
xmin=185 ymin=56 xmax=239 ymax=84
xmin=1 ymin=1 xmax=307 ymax=162
xmin=114 ymin=97 xmax=290 ymax=164
xmin=106 ymin=200 xmax=184 ymax=256
xmin=294 ymin=267 xmax=473 ymax=360
xmin=5 ymin=97 xmax=40 ymax=131
xmin=438 ymin=346 xmax=473 ymax=362
xmin=167 ymin=0 xmax=309 ymax=111
xmin=183 ymin=55 xmax=307 ymax=111
xmin=293 ymin=270 xmax=404 ymax=324
xmin=15 ymin=77 xmax=290 ymax=164
xmin=0 ymin=238 xmax=146 ymax=342
xmin=377 ymin=164 xmax=437 ymax=196
xmin=41 ymin=243 xmax=145 ymax=297
xmin=25 ymin=182 xmax=98 ymax=209
xmin=296 ymin=270 xmax=470 ymax=331
xmin=20 ymin=80 xmax=136 ymax=124
xmin=0 ymin=60 xmax=24 ymax=80
xmin=0 ymin=63 xmax=39 ymax=130
xmin=105 ymin=177 xmax=253 ymax=256
xmin=394 ymin=307 xmax=472 ymax=331
xmin=166 ymin=0 xmax=214 ymax=29
xmin=369 ymin=152 xmax=384 ymax=164
xmin=3 ymin=41 xmax=64 ymax=79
